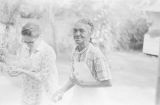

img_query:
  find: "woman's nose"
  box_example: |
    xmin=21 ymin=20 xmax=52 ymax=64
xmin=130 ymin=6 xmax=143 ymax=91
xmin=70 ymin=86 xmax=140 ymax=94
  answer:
xmin=76 ymin=31 xmax=81 ymax=36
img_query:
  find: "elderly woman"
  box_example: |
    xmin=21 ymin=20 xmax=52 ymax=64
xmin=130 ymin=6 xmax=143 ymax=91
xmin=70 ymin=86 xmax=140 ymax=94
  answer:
xmin=53 ymin=18 xmax=112 ymax=105
xmin=8 ymin=22 xmax=59 ymax=105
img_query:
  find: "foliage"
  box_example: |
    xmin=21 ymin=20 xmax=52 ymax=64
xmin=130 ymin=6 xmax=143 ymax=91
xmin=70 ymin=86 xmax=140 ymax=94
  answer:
xmin=52 ymin=0 xmax=150 ymax=52
xmin=0 ymin=0 xmax=23 ymax=62
xmin=0 ymin=0 xmax=151 ymax=59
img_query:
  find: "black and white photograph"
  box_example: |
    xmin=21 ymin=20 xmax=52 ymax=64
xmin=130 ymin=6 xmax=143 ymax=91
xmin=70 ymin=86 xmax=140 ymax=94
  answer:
xmin=0 ymin=0 xmax=159 ymax=105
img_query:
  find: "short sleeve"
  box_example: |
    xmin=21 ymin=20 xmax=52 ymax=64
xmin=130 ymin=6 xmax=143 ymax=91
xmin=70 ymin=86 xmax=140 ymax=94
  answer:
xmin=40 ymin=48 xmax=58 ymax=82
xmin=40 ymin=48 xmax=59 ymax=95
xmin=93 ymin=48 xmax=111 ymax=81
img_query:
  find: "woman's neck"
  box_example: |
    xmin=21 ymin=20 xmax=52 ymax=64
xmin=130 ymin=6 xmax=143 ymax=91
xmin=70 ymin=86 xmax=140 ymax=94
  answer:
xmin=77 ymin=42 xmax=89 ymax=52
xmin=28 ymin=38 xmax=41 ymax=55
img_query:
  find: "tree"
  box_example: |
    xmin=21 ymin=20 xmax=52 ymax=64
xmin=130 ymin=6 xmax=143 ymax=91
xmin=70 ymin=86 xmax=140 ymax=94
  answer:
xmin=0 ymin=0 xmax=22 ymax=62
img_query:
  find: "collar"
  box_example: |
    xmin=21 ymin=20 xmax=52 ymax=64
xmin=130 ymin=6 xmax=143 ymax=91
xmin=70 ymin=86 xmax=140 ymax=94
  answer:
xmin=24 ymin=39 xmax=43 ymax=54
xmin=74 ymin=43 xmax=91 ymax=55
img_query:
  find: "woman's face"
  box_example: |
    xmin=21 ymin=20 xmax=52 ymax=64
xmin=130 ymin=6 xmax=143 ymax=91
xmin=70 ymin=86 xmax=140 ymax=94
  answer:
xmin=22 ymin=35 xmax=38 ymax=48
xmin=73 ymin=22 xmax=91 ymax=45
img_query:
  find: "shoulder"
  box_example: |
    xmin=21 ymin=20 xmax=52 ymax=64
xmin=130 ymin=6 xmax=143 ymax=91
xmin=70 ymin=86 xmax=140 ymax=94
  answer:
xmin=88 ymin=44 xmax=104 ymax=58
xmin=40 ymin=41 xmax=56 ymax=59
xmin=17 ymin=44 xmax=28 ymax=57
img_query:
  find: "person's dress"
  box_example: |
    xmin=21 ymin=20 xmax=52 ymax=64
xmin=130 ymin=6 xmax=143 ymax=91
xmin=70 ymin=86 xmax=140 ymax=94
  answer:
xmin=19 ymin=40 xmax=58 ymax=105
xmin=61 ymin=43 xmax=112 ymax=105
xmin=0 ymin=40 xmax=58 ymax=105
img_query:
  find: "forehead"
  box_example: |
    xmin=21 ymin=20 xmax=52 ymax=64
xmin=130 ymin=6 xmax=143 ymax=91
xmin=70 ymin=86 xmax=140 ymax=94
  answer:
xmin=74 ymin=22 xmax=91 ymax=30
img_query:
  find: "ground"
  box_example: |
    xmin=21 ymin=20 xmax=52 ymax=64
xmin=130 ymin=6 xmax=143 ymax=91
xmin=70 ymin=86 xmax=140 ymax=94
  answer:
xmin=0 ymin=51 xmax=158 ymax=105
xmin=57 ymin=51 xmax=158 ymax=105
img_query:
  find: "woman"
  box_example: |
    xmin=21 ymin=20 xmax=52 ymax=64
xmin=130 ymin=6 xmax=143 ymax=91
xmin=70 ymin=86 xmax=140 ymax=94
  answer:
xmin=7 ymin=22 xmax=59 ymax=105
xmin=53 ymin=18 xmax=112 ymax=105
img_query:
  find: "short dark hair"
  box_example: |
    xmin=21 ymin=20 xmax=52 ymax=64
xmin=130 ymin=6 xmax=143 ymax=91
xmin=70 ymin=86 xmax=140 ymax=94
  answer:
xmin=77 ymin=18 xmax=94 ymax=33
xmin=21 ymin=22 xmax=40 ymax=37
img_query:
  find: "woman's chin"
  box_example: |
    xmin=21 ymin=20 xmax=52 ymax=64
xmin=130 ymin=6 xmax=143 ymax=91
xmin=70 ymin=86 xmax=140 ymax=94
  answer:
xmin=75 ymin=40 xmax=82 ymax=45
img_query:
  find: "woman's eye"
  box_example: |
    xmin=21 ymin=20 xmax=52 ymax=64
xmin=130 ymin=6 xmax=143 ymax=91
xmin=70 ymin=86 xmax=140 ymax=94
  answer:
xmin=73 ymin=29 xmax=78 ymax=33
xmin=79 ymin=29 xmax=85 ymax=33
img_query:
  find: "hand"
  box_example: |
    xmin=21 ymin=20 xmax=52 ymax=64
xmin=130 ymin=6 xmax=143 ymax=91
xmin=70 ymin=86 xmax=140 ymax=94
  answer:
xmin=71 ymin=75 xmax=88 ymax=87
xmin=71 ymin=74 xmax=82 ymax=85
xmin=8 ymin=71 xmax=22 ymax=77
xmin=52 ymin=90 xmax=64 ymax=103
xmin=8 ymin=68 xmax=23 ymax=77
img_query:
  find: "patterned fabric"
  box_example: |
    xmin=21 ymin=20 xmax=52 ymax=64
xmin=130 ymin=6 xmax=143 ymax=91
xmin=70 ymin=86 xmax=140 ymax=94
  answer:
xmin=17 ymin=40 xmax=58 ymax=105
xmin=72 ymin=43 xmax=111 ymax=81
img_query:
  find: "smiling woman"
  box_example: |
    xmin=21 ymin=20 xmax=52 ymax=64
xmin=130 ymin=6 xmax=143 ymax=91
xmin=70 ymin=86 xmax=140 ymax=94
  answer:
xmin=72 ymin=19 xmax=93 ymax=50
xmin=52 ymin=18 xmax=112 ymax=105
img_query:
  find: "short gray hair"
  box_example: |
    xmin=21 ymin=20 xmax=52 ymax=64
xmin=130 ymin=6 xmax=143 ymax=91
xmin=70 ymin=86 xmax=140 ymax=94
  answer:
xmin=21 ymin=22 xmax=40 ymax=37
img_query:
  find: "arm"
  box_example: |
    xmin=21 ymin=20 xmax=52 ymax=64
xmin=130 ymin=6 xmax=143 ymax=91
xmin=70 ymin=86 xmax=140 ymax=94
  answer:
xmin=52 ymin=64 xmax=78 ymax=102
xmin=58 ymin=79 xmax=75 ymax=93
xmin=17 ymin=50 xmax=57 ymax=82
xmin=8 ymin=67 xmax=41 ymax=79
xmin=52 ymin=78 xmax=75 ymax=103
xmin=19 ymin=69 xmax=43 ymax=81
xmin=79 ymin=79 xmax=112 ymax=87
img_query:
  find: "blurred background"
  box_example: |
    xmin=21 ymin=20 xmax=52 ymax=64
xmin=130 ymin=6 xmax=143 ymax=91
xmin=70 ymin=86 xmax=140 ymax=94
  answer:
xmin=0 ymin=0 xmax=159 ymax=105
